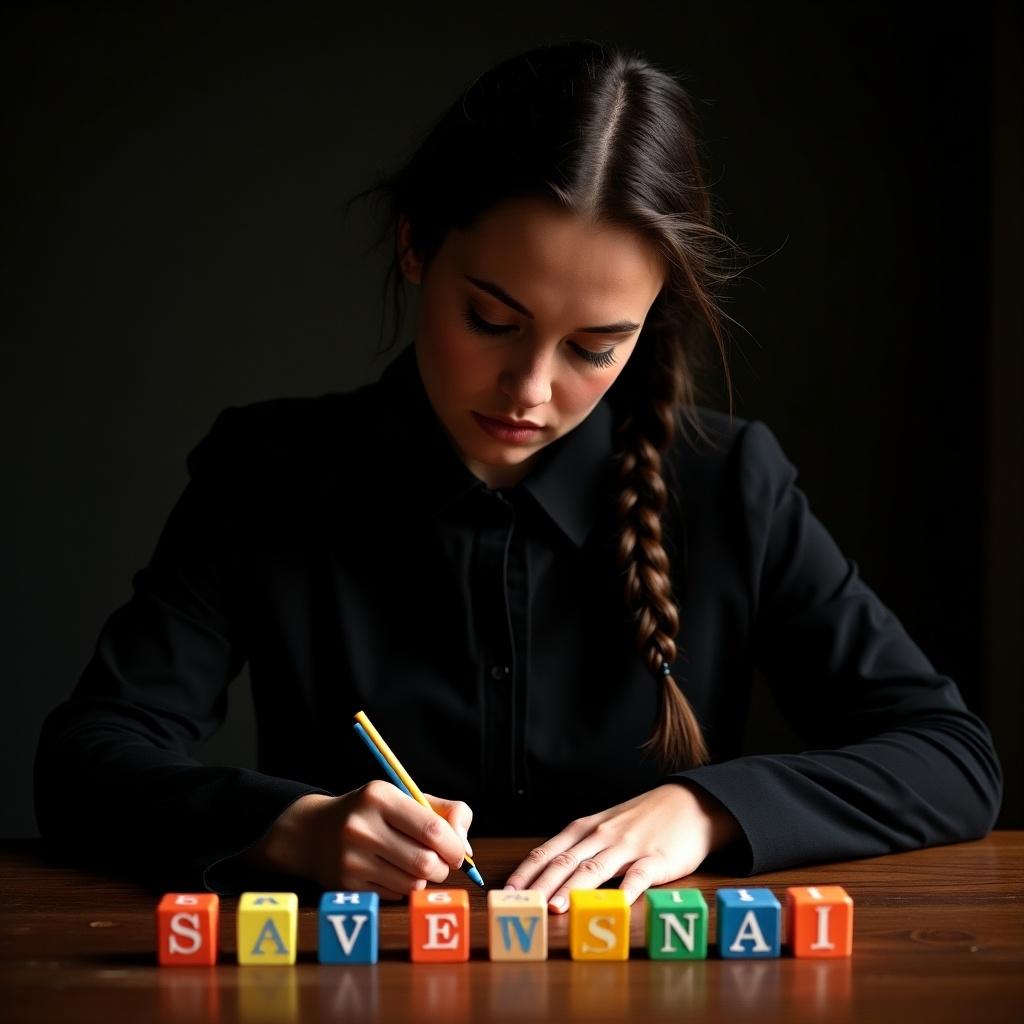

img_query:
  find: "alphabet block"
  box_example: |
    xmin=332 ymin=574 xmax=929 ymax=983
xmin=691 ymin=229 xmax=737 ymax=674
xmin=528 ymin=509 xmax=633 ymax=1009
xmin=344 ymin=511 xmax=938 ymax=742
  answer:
xmin=318 ymin=891 xmax=379 ymax=964
xmin=569 ymin=890 xmax=630 ymax=961
xmin=716 ymin=888 xmax=781 ymax=958
xmin=409 ymin=889 xmax=470 ymax=962
xmin=644 ymin=888 xmax=708 ymax=960
xmin=487 ymin=889 xmax=548 ymax=961
xmin=156 ymin=893 xmax=219 ymax=966
xmin=786 ymin=885 xmax=853 ymax=957
xmin=237 ymin=892 xmax=298 ymax=966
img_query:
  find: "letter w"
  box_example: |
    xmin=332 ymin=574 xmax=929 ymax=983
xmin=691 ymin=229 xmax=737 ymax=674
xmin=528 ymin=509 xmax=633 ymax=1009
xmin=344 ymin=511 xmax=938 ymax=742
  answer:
xmin=498 ymin=916 xmax=539 ymax=953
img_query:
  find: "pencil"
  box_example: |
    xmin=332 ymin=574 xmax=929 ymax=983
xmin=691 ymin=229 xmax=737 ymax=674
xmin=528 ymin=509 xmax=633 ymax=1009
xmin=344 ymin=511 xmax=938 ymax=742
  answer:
xmin=353 ymin=709 xmax=485 ymax=887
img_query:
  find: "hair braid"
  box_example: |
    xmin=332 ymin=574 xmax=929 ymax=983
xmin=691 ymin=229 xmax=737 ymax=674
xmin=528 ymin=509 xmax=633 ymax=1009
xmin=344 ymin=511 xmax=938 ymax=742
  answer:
xmin=613 ymin=339 xmax=710 ymax=772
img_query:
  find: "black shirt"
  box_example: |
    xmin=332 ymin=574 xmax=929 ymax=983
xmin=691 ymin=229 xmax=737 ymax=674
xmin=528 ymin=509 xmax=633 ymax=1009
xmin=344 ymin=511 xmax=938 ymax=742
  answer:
xmin=33 ymin=341 xmax=1003 ymax=894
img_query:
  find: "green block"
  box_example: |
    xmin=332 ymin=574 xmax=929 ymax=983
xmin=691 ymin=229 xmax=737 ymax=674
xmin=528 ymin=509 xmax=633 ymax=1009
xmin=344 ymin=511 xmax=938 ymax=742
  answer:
xmin=645 ymin=888 xmax=708 ymax=960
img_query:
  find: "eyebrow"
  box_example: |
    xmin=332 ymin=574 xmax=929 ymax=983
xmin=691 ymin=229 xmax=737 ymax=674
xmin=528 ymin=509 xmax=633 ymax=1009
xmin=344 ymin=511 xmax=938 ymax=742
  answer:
xmin=463 ymin=274 xmax=641 ymax=335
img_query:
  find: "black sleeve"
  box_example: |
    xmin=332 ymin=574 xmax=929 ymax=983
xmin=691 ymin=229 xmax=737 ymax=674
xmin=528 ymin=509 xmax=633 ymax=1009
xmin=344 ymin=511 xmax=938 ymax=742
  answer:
xmin=669 ymin=420 xmax=1003 ymax=874
xmin=33 ymin=407 xmax=333 ymax=895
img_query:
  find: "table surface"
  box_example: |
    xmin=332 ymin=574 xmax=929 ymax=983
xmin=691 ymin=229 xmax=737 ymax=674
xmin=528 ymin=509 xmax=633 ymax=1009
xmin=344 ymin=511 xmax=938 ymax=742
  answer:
xmin=1 ymin=833 xmax=1022 ymax=1023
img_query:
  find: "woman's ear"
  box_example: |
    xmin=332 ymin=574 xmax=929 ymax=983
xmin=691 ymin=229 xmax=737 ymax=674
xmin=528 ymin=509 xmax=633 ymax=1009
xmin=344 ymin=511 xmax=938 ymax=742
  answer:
xmin=397 ymin=213 xmax=424 ymax=285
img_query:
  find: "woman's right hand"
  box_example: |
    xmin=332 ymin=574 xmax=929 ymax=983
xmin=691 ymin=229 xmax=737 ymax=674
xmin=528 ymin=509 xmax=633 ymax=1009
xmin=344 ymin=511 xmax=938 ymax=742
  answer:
xmin=244 ymin=781 xmax=475 ymax=900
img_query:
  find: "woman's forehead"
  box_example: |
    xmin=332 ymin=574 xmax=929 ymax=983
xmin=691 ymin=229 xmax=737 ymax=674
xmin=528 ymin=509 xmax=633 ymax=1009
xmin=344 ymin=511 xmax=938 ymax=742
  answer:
xmin=448 ymin=200 xmax=666 ymax=305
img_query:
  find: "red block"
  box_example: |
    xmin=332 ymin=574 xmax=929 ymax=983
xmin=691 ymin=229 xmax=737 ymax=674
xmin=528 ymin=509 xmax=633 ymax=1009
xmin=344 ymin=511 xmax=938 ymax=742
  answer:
xmin=786 ymin=885 xmax=854 ymax=957
xmin=156 ymin=893 xmax=220 ymax=966
xmin=409 ymin=889 xmax=470 ymax=962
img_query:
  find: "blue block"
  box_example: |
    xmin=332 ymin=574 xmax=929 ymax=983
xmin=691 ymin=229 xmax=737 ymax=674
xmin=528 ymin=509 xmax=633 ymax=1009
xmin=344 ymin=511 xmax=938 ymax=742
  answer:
xmin=716 ymin=888 xmax=781 ymax=958
xmin=318 ymin=891 xmax=379 ymax=964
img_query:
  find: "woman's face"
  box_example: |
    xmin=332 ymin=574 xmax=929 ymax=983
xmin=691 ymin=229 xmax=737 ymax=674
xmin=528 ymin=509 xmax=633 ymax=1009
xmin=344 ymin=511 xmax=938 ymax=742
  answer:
xmin=398 ymin=196 xmax=666 ymax=489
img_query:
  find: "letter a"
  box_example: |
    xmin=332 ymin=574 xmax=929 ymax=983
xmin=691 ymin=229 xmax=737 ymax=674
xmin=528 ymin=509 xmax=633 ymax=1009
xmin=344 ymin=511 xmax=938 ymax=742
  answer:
xmin=251 ymin=919 xmax=288 ymax=957
xmin=729 ymin=910 xmax=771 ymax=953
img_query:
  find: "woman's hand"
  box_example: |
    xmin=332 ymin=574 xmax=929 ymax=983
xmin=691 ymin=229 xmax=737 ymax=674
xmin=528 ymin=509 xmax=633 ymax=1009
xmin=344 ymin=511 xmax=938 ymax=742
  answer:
xmin=503 ymin=782 xmax=740 ymax=913
xmin=244 ymin=781 xmax=475 ymax=901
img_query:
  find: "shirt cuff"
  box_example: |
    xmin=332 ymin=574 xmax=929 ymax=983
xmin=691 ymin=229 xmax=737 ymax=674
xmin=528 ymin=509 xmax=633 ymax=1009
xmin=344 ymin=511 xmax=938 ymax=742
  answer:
xmin=200 ymin=782 xmax=334 ymax=896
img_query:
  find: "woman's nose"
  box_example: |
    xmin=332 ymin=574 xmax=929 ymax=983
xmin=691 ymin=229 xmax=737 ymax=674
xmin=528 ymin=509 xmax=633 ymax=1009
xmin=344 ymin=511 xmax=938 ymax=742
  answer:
xmin=499 ymin=349 xmax=554 ymax=409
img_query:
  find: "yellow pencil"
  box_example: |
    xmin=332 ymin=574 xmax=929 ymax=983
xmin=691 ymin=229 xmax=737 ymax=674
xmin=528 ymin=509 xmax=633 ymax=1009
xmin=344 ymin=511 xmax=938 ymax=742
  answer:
xmin=353 ymin=709 xmax=484 ymax=886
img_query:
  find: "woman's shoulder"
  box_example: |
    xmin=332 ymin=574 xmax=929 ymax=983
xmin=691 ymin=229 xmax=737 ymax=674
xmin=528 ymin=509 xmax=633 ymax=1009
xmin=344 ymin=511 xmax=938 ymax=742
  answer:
xmin=669 ymin=405 xmax=801 ymax=506
xmin=184 ymin=380 xmax=382 ymax=481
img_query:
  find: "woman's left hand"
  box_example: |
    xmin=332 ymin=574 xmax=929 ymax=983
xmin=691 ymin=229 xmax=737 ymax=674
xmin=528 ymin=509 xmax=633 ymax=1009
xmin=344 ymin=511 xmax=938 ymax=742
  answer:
xmin=503 ymin=782 xmax=741 ymax=913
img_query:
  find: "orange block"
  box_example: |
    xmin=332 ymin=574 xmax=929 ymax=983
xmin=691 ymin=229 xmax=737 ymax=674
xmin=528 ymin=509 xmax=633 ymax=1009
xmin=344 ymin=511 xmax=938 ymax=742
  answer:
xmin=156 ymin=893 xmax=220 ymax=966
xmin=409 ymin=889 xmax=470 ymax=962
xmin=786 ymin=885 xmax=853 ymax=957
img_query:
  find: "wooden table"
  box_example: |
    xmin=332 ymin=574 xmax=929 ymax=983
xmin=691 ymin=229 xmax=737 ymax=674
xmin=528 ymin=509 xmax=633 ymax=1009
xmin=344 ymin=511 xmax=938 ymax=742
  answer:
xmin=1 ymin=834 xmax=1022 ymax=1022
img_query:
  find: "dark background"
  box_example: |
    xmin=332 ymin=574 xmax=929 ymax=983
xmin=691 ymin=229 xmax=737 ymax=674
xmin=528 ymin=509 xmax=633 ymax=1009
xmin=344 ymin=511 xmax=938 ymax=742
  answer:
xmin=4 ymin=1 xmax=1021 ymax=837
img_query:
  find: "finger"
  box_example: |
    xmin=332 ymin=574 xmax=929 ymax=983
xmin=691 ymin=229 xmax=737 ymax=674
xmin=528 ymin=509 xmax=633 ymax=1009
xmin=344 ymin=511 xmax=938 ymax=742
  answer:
xmin=379 ymin=788 xmax=467 ymax=870
xmin=423 ymin=793 xmax=475 ymax=856
xmin=368 ymin=826 xmax=454 ymax=884
xmin=541 ymin=843 xmax=633 ymax=914
xmin=371 ymin=876 xmax=422 ymax=902
xmin=369 ymin=857 xmax=431 ymax=898
xmin=342 ymin=847 xmax=432 ymax=896
xmin=504 ymin=820 xmax=592 ymax=891
xmin=618 ymin=856 xmax=671 ymax=906
xmin=351 ymin=808 xmax=455 ymax=882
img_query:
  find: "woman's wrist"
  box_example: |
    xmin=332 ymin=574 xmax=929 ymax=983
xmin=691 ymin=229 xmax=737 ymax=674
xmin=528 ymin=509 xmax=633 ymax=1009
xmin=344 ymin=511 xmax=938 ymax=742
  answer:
xmin=686 ymin=783 xmax=742 ymax=851
xmin=658 ymin=781 xmax=742 ymax=854
xmin=242 ymin=793 xmax=334 ymax=879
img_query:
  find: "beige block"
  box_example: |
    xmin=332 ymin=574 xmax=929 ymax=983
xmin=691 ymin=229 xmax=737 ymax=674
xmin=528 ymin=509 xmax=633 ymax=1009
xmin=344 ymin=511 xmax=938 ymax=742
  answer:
xmin=488 ymin=890 xmax=548 ymax=961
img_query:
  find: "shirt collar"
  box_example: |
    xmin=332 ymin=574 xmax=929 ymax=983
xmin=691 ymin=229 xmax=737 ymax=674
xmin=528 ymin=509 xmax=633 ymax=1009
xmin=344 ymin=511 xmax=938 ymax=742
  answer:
xmin=518 ymin=398 xmax=614 ymax=548
xmin=377 ymin=343 xmax=616 ymax=548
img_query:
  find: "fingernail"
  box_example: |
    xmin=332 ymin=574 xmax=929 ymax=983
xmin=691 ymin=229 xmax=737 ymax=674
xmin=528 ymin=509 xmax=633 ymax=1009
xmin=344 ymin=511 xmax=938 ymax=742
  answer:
xmin=503 ymin=884 xmax=516 ymax=892
xmin=550 ymin=895 xmax=567 ymax=911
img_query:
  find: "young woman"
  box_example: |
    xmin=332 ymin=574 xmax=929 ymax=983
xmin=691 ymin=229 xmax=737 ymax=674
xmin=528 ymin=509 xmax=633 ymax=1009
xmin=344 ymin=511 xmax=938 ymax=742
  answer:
xmin=34 ymin=40 xmax=1001 ymax=912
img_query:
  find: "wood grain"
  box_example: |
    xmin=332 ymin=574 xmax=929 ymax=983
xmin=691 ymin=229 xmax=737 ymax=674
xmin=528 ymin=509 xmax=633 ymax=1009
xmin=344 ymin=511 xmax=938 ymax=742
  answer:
xmin=1 ymin=834 xmax=1021 ymax=1022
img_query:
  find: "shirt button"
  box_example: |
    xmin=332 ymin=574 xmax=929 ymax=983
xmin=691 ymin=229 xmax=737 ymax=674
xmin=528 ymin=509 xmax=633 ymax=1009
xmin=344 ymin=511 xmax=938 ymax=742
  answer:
xmin=516 ymin=788 xmax=525 ymax=797
xmin=489 ymin=664 xmax=510 ymax=680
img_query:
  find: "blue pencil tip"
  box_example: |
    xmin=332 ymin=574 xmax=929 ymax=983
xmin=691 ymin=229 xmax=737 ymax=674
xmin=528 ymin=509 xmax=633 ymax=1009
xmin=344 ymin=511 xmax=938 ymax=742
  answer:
xmin=467 ymin=866 xmax=484 ymax=887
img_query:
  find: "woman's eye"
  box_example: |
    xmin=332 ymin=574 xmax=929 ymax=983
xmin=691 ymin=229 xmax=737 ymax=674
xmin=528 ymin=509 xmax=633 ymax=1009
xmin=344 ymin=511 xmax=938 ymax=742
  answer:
xmin=462 ymin=304 xmax=617 ymax=369
xmin=463 ymin=305 xmax=515 ymax=335
xmin=570 ymin=344 xmax=617 ymax=369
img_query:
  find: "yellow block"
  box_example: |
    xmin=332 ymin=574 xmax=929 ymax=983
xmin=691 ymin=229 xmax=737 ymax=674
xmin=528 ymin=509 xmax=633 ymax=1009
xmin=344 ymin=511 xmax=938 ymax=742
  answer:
xmin=569 ymin=890 xmax=630 ymax=961
xmin=487 ymin=890 xmax=548 ymax=961
xmin=237 ymin=892 xmax=299 ymax=966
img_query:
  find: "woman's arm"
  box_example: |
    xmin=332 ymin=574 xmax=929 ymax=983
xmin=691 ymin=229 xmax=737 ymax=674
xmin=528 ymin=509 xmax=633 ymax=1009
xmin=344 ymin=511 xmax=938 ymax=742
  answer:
xmin=668 ymin=420 xmax=1003 ymax=874
xmin=504 ymin=418 xmax=1002 ymax=906
xmin=35 ymin=404 xmax=479 ymax=898
xmin=33 ymin=407 xmax=332 ymax=895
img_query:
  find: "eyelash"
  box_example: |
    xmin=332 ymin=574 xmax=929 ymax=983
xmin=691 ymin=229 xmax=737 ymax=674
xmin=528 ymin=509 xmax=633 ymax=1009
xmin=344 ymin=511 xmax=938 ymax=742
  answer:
xmin=462 ymin=305 xmax=618 ymax=369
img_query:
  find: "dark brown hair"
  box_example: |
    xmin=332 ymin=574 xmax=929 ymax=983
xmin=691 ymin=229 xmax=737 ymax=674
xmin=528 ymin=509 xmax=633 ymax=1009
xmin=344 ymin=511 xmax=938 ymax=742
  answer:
xmin=345 ymin=39 xmax=747 ymax=771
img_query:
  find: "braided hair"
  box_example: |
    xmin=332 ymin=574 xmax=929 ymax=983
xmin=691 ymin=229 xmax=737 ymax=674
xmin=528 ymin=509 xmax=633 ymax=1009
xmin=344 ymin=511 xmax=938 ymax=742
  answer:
xmin=345 ymin=39 xmax=747 ymax=771
xmin=610 ymin=329 xmax=710 ymax=768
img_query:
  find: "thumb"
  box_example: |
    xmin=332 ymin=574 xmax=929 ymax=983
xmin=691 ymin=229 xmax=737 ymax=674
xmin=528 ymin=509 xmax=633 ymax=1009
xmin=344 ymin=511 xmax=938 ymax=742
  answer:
xmin=423 ymin=793 xmax=474 ymax=856
xmin=619 ymin=857 xmax=670 ymax=906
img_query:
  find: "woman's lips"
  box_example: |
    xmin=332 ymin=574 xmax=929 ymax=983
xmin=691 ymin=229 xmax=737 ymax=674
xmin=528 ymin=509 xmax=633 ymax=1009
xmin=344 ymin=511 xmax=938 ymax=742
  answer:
xmin=472 ymin=412 xmax=544 ymax=444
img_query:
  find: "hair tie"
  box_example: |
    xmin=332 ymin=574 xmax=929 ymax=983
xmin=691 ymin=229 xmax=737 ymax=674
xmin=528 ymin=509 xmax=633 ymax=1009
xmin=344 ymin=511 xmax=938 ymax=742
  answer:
xmin=660 ymin=661 xmax=672 ymax=677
